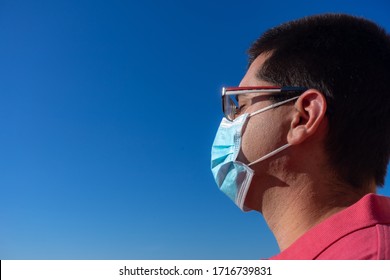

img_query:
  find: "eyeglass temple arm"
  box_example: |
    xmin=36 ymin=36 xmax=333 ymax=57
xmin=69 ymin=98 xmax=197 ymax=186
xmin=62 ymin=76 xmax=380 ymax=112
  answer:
xmin=222 ymin=86 xmax=308 ymax=96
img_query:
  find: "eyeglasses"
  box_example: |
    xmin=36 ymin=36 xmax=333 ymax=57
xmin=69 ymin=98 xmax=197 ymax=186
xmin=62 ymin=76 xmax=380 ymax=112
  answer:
xmin=222 ymin=86 xmax=307 ymax=121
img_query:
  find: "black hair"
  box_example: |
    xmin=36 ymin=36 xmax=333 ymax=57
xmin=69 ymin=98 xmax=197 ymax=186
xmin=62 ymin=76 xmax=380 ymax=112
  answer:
xmin=248 ymin=14 xmax=390 ymax=188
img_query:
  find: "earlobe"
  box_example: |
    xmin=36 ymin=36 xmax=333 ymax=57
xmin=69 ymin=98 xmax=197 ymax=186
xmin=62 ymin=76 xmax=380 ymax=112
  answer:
xmin=287 ymin=90 xmax=327 ymax=145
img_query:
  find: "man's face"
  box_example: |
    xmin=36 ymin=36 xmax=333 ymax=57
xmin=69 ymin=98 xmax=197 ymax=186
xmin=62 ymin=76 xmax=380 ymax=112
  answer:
xmin=235 ymin=53 xmax=298 ymax=211
xmin=237 ymin=53 xmax=294 ymax=172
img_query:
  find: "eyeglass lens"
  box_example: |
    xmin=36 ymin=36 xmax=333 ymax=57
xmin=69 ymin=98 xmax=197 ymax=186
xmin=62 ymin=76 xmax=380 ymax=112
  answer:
xmin=223 ymin=95 xmax=239 ymax=121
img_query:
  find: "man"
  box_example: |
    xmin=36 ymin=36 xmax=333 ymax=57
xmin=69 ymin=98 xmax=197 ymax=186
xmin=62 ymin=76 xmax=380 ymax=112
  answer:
xmin=211 ymin=14 xmax=390 ymax=259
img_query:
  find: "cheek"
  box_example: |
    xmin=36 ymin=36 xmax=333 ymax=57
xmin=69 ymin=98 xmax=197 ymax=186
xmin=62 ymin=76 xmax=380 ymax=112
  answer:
xmin=239 ymin=114 xmax=286 ymax=163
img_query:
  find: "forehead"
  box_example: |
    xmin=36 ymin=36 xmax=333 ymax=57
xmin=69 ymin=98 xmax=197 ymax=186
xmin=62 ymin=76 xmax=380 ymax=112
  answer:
xmin=239 ymin=53 xmax=275 ymax=87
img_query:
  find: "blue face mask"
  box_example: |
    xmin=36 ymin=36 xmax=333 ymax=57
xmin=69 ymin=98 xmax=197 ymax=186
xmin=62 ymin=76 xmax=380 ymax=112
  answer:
xmin=210 ymin=96 xmax=299 ymax=211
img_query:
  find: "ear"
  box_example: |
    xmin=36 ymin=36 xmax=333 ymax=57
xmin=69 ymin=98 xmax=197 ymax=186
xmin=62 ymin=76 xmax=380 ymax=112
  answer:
xmin=287 ymin=89 xmax=327 ymax=145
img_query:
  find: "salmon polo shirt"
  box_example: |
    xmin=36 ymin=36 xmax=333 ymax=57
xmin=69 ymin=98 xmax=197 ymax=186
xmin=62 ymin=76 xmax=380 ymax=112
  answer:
xmin=270 ymin=193 xmax=390 ymax=260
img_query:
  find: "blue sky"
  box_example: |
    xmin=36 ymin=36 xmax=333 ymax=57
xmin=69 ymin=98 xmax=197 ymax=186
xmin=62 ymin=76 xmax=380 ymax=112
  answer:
xmin=1 ymin=0 xmax=389 ymax=259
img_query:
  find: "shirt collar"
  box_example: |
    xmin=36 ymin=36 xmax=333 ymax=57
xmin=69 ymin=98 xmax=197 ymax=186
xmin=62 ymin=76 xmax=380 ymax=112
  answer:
xmin=269 ymin=193 xmax=390 ymax=260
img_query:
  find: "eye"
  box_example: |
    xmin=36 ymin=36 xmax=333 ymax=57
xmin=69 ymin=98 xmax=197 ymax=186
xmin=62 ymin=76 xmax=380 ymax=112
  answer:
xmin=238 ymin=103 xmax=246 ymax=111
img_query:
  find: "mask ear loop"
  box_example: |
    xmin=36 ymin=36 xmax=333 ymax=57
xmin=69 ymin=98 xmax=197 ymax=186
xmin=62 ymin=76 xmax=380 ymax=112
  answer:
xmin=247 ymin=96 xmax=300 ymax=167
xmin=248 ymin=144 xmax=291 ymax=167
xmin=249 ymin=96 xmax=300 ymax=118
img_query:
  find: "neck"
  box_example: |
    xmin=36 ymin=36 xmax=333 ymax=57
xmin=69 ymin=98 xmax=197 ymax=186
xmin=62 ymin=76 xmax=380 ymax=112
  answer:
xmin=260 ymin=172 xmax=371 ymax=251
